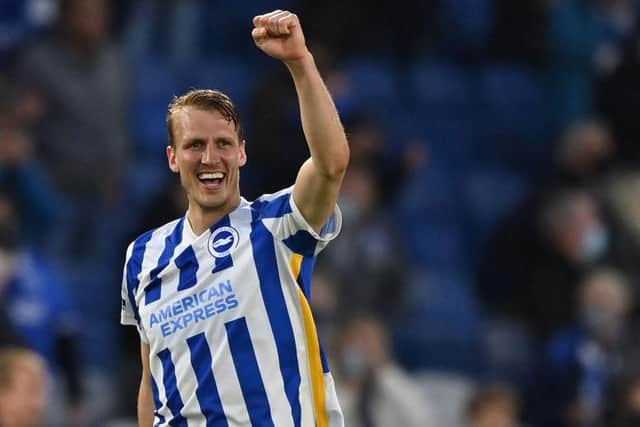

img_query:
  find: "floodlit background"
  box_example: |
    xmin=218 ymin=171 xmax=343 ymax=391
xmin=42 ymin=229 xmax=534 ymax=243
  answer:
xmin=2 ymin=0 xmax=640 ymax=426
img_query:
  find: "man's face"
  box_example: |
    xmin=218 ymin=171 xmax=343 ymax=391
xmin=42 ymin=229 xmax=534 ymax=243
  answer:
xmin=167 ymin=108 xmax=246 ymax=217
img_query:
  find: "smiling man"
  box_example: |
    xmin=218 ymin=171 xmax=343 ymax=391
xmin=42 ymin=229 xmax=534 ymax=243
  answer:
xmin=120 ymin=10 xmax=349 ymax=427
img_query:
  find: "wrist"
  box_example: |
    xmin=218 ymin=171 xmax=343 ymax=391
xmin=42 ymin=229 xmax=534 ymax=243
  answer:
xmin=284 ymin=51 xmax=315 ymax=75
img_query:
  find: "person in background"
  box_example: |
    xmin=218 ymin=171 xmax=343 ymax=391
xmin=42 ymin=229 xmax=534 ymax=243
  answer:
xmin=0 ymin=347 xmax=48 ymax=427
xmin=537 ymin=268 xmax=632 ymax=427
xmin=466 ymin=384 xmax=524 ymax=427
xmin=15 ymin=0 xmax=129 ymax=205
xmin=333 ymin=315 xmax=436 ymax=427
xmin=319 ymin=165 xmax=408 ymax=324
xmin=0 ymin=76 xmax=61 ymax=248
xmin=0 ymin=194 xmax=84 ymax=425
xmin=15 ymin=0 xmax=130 ymax=263
xmin=606 ymin=373 xmax=640 ymax=427
xmin=476 ymin=120 xmax=617 ymax=335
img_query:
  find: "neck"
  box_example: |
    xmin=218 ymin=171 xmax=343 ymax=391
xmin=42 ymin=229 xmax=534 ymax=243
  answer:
xmin=187 ymin=198 xmax=241 ymax=236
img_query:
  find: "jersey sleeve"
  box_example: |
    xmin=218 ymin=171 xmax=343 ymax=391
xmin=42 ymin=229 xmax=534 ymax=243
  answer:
xmin=120 ymin=242 xmax=137 ymax=326
xmin=256 ymin=187 xmax=342 ymax=257
xmin=120 ymin=242 xmax=149 ymax=343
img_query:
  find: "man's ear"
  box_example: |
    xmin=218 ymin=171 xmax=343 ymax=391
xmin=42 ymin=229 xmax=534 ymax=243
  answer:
xmin=239 ymin=140 xmax=247 ymax=167
xmin=167 ymin=145 xmax=180 ymax=173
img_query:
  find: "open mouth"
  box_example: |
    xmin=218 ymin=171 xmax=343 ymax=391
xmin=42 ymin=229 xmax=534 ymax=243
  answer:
xmin=197 ymin=171 xmax=226 ymax=188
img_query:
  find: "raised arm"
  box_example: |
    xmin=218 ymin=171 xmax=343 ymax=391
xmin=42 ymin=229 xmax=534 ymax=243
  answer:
xmin=252 ymin=10 xmax=349 ymax=233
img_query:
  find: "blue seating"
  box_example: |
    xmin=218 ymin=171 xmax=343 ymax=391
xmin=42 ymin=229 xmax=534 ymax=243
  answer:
xmin=479 ymin=65 xmax=545 ymax=140
xmin=339 ymin=59 xmax=400 ymax=119
xmin=394 ymin=270 xmax=485 ymax=373
xmin=410 ymin=60 xmax=474 ymax=115
xmin=463 ymin=167 xmax=529 ymax=244
xmin=132 ymin=59 xmax=186 ymax=154
xmin=438 ymin=0 xmax=494 ymax=56
xmin=186 ymin=57 xmax=255 ymax=115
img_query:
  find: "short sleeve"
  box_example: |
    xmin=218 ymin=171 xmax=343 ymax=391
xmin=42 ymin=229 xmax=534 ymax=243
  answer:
xmin=255 ymin=187 xmax=342 ymax=257
xmin=288 ymin=194 xmax=342 ymax=254
xmin=120 ymin=243 xmax=136 ymax=326
xmin=120 ymin=243 xmax=149 ymax=343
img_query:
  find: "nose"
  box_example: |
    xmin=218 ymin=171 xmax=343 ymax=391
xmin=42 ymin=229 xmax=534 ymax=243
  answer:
xmin=201 ymin=142 xmax=219 ymax=165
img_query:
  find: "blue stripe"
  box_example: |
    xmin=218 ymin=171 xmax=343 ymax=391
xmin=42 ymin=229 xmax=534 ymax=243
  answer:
xmin=250 ymin=192 xmax=292 ymax=219
xmin=175 ymin=246 xmax=199 ymax=291
xmin=250 ymin=213 xmax=302 ymax=427
xmin=210 ymin=216 xmax=234 ymax=274
xmin=298 ymin=256 xmax=316 ymax=298
xmin=126 ymin=230 xmax=154 ymax=323
xmin=282 ymin=230 xmax=318 ymax=257
xmin=146 ymin=218 xmax=185 ymax=304
xmin=157 ymin=349 xmax=187 ymax=427
xmin=151 ymin=377 xmax=166 ymax=426
xmin=320 ymin=212 xmax=338 ymax=236
xmin=186 ymin=333 xmax=228 ymax=427
xmin=296 ymin=257 xmax=330 ymax=373
xmin=320 ymin=345 xmax=330 ymax=374
xmin=226 ymin=317 xmax=275 ymax=427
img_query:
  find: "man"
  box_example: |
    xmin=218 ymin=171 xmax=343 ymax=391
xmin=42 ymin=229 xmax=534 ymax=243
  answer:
xmin=120 ymin=10 xmax=349 ymax=427
xmin=0 ymin=347 xmax=49 ymax=427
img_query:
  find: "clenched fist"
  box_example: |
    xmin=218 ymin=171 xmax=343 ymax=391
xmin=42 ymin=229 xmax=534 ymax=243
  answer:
xmin=252 ymin=10 xmax=309 ymax=63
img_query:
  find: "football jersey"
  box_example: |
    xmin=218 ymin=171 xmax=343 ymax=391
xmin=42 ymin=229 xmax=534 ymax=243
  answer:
xmin=121 ymin=187 xmax=344 ymax=427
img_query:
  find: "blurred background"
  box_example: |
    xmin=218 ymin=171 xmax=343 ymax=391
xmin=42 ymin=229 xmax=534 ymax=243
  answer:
xmin=2 ymin=0 xmax=640 ymax=426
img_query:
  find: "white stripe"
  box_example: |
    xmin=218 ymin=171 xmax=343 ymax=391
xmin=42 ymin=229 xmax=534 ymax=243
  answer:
xmin=273 ymin=246 xmax=316 ymax=426
xmin=149 ymin=357 xmax=171 ymax=425
xmin=229 ymin=207 xmax=295 ymax=427
xmin=208 ymin=327 xmax=251 ymax=426
xmin=173 ymin=353 xmax=200 ymax=426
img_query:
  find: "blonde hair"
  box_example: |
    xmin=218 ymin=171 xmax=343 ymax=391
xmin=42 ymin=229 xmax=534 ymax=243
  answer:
xmin=166 ymin=89 xmax=243 ymax=147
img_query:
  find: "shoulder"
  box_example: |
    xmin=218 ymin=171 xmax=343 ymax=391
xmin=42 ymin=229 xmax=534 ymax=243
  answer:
xmin=248 ymin=187 xmax=294 ymax=219
xmin=125 ymin=217 xmax=184 ymax=259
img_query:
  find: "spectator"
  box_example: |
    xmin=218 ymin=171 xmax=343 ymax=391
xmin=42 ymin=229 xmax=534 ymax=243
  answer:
xmin=606 ymin=373 xmax=640 ymax=427
xmin=319 ymin=165 xmax=408 ymax=322
xmin=536 ymin=268 xmax=632 ymax=427
xmin=344 ymin=114 xmax=424 ymax=204
xmin=477 ymin=120 xmax=616 ymax=322
xmin=0 ymin=77 xmax=62 ymax=247
xmin=0 ymin=194 xmax=84 ymax=424
xmin=15 ymin=0 xmax=129 ymax=202
xmin=0 ymin=347 xmax=48 ymax=427
xmin=333 ymin=315 xmax=436 ymax=427
xmin=555 ymin=119 xmax=616 ymax=187
xmin=466 ymin=384 xmax=524 ymax=427
xmin=14 ymin=0 xmax=132 ymax=392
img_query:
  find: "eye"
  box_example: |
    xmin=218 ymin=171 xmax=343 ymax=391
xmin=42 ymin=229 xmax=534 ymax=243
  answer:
xmin=189 ymin=140 xmax=204 ymax=149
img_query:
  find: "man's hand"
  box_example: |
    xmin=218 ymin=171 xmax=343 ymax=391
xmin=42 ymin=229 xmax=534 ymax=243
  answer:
xmin=252 ymin=10 xmax=309 ymax=64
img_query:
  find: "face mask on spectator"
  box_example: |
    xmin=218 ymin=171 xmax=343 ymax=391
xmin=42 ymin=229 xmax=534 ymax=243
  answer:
xmin=341 ymin=347 xmax=369 ymax=380
xmin=581 ymin=306 xmax=622 ymax=342
xmin=578 ymin=225 xmax=609 ymax=264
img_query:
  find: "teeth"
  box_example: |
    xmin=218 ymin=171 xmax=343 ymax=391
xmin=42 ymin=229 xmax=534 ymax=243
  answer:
xmin=198 ymin=172 xmax=225 ymax=180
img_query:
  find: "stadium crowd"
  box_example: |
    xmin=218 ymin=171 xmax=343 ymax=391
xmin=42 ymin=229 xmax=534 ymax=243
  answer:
xmin=2 ymin=0 xmax=640 ymax=426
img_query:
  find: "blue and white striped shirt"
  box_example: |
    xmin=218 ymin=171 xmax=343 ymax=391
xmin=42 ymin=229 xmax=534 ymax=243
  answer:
xmin=121 ymin=187 xmax=344 ymax=426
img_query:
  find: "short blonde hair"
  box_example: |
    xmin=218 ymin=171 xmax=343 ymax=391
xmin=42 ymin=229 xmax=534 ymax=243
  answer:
xmin=166 ymin=89 xmax=244 ymax=147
